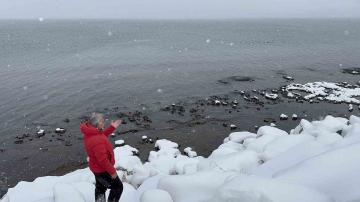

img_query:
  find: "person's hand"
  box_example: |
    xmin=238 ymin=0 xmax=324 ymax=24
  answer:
xmin=111 ymin=172 xmax=118 ymax=179
xmin=111 ymin=119 xmax=122 ymax=128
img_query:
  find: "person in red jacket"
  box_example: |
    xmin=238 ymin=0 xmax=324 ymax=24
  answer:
xmin=80 ymin=112 xmax=123 ymax=202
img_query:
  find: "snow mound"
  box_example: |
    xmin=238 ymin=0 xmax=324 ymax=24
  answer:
xmin=3 ymin=115 xmax=360 ymax=202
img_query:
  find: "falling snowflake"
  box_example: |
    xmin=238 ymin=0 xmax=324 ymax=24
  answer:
xmin=157 ymin=89 xmax=163 ymax=93
xmin=344 ymin=30 xmax=350 ymax=36
xmin=38 ymin=17 xmax=44 ymax=22
xmin=43 ymin=95 xmax=48 ymax=100
xmin=108 ymin=31 xmax=113 ymax=36
xmin=206 ymin=39 xmax=211 ymax=43
xmin=23 ymin=86 xmax=28 ymax=90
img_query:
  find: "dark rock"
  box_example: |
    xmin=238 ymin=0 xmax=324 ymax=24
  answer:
xmin=217 ymin=76 xmax=255 ymax=84
xmin=14 ymin=139 xmax=24 ymax=144
xmin=282 ymin=75 xmax=294 ymax=81
xmin=63 ymin=118 xmax=70 ymax=123
xmin=118 ymin=129 xmax=139 ymax=135
xmin=132 ymin=150 xmax=140 ymax=156
xmin=264 ymin=118 xmax=276 ymax=123
xmin=336 ymin=130 xmax=343 ymax=136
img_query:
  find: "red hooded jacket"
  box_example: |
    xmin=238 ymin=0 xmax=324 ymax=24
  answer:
xmin=80 ymin=123 xmax=116 ymax=175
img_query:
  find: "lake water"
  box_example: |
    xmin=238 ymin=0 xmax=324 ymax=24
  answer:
xmin=0 ymin=19 xmax=360 ymax=191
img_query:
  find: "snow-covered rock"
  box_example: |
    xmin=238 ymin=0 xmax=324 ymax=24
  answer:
xmin=140 ymin=189 xmax=173 ymax=202
xmin=228 ymin=131 xmax=257 ymax=143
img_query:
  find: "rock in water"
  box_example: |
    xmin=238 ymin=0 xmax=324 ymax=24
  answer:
xmin=283 ymin=75 xmax=294 ymax=81
xmin=230 ymin=124 xmax=237 ymax=130
xmin=280 ymin=114 xmax=289 ymax=120
xmin=37 ymin=129 xmax=45 ymax=138
xmin=55 ymin=128 xmax=66 ymax=134
xmin=265 ymin=93 xmax=278 ymax=100
xmin=292 ymin=114 xmax=298 ymax=120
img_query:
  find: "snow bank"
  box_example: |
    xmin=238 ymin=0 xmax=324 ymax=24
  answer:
xmin=3 ymin=115 xmax=360 ymax=202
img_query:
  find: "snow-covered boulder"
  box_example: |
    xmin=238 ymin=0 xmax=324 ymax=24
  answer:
xmin=228 ymin=131 xmax=257 ymax=143
xmin=140 ymin=189 xmax=173 ymax=202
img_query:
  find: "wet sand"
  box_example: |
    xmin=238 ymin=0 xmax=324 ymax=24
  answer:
xmin=1 ymin=67 xmax=360 ymax=197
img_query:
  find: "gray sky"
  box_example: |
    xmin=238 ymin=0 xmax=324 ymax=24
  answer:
xmin=1 ymin=0 xmax=360 ymax=19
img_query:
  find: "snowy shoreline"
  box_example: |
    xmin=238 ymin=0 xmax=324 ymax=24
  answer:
xmin=3 ymin=114 xmax=360 ymax=202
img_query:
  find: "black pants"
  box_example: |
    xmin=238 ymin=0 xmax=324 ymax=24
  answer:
xmin=94 ymin=172 xmax=123 ymax=202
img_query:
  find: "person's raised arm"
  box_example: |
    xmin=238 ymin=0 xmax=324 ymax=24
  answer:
xmin=103 ymin=119 xmax=122 ymax=137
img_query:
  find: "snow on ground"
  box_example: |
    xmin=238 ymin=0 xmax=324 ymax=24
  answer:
xmin=286 ymin=81 xmax=360 ymax=104
xmin=3 ymin=115 xmax=360 ymax=202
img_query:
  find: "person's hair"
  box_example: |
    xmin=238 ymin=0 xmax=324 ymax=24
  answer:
xmin=89 ymin=112 xmax=104 ymax=128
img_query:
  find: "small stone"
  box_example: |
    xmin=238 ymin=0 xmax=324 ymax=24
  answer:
xmin=280 ymin=114 xmax=288 ymax=120
xmin=55 ymin=128 xmax=66 ymax=134
xmin=14 ymin=139 xmax=24 ymax=144
xmin=230 ymin=124 xmax=237 ymax=130
xmin=265 ymin=93 xmax=278 ymax=100
xmin=349 ymin=104 xmax=354 ymax=112
xmin=264 ymin=118 xmax=276 ymax=123
xmin=282 ymin=76 xmax=294 ymax=81
xmin=115 ymin=139 xmax=125 ymax=147
xmin=223 ymin=123 xmax=228 ymax=127
xmin=292 ymin=114 xmax=298 ymax=120
xmin=63 ymin=118 xmax=70 ymax=123
xmin=132 ymin=150 xmax=140 ymax=156
xmin=36 ymin=129 xmax=45 ymax=138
